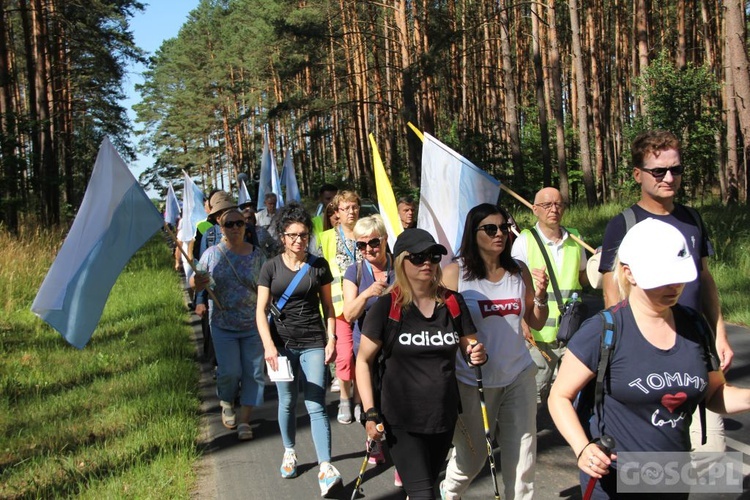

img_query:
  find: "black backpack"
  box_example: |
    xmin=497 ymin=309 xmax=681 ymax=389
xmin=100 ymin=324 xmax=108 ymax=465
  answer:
xmin=575 ymin=304 xmax=717 ymax=445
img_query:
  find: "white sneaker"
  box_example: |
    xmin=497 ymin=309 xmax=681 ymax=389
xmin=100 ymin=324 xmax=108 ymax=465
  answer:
xmin=280 ymin=450 xmax=297 ymax=478
xmin=330 ymin=378 xmax=340 ymax=393
xmin=220 ymin=400 xmax=236 ymax=429
xmin=318 ymin=462 xmax=342 ymax=497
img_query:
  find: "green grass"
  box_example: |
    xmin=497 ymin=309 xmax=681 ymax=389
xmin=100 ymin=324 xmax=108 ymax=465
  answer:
xmin=0 ymin=228 xmax=200 ymax=499
xmin=505 ymin=199 xmax=750 ymax=326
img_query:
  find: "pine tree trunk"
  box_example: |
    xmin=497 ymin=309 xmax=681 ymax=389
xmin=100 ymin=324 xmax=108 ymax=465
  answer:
xmin=531 ymin=1 xmax=552 ymax=187
xmin=547 ymin=0 xmax=570 ymax=202
xmin=569 ymin=0 xmax=597 ymax=206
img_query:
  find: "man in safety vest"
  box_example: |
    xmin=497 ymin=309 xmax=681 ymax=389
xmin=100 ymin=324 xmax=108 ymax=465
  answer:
xmin=511 ymin=187 xmax=588 ymax=405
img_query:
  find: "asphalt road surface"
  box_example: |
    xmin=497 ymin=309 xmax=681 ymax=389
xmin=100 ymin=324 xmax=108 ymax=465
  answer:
xmin=190 ymin=299 xmax=750 ymax=500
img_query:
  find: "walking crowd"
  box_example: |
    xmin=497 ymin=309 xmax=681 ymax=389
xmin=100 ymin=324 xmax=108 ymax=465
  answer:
xmin=174 ymin=130 xmax=750 ymax=499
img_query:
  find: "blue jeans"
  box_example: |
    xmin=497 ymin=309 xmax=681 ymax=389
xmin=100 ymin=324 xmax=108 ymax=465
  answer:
xmin=211 ymin=324 xmax=265 ymax=407
xmin=276 ymin=347 xmax=331 ymax=463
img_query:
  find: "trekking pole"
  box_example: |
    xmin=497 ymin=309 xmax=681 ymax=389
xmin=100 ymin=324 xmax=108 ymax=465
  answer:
xmin=351 ymin=423 xmax=385 ymax=500
xmin=582 ymin=435 xmax=616 ymax=500
xmin=469 ymin=340 xmax=500 ymax=500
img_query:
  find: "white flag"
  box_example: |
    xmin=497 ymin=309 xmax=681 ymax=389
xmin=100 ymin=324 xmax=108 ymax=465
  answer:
xmin=31 ymin=138 xmax=164 ymax=349
xmin=417 ymin=133 xmax=501 ymax=264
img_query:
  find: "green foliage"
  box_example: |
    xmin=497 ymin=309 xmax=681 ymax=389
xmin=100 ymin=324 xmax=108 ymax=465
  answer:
xmin=0 ymin=233 xmax=200 ymax=498
xmin=634 ymin=53 xmax=721 ymax=197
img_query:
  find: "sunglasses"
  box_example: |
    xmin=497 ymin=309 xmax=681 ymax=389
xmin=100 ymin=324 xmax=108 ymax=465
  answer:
xmin=639 ymin=164 xmax=684 ymax=180
xmin=222 ymin=220 xmax=245 ymax=229
xmin=355 ymin=238 xmax=381 ymax=251
xmin=475 ymin=223 xmax=512 ymax=237
xmin=405 ymin=252 xmax=442 ymax=265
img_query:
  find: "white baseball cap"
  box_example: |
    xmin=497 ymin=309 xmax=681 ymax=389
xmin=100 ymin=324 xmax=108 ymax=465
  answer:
xmin=618 ymin=218 xmax=697 ymax=289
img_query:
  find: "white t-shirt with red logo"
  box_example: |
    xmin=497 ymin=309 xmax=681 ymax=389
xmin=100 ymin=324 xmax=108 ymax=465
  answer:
xmin=455 ymin=261 xmax=534 ymax=388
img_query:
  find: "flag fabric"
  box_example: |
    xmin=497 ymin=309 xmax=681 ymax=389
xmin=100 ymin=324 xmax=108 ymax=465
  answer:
xmin=270 ymin=152 xmax=284 ymax=207
xmin=164 ymin=182 xmax=180 ymax=226
xmin=238 ymin=179 xmax=251 ymax=206
xmin=257 ymin=129 xmax=273 ymax=210
xmin=280 ymin=148 xmax=301 ymax=203
xmin=176 ymin=171 xmax=205 ymax=242
xmin=369 ymin=133 xmax=403 ymax=246
xmin=417 ymin=132 xmax=501 ymax=265
xmin=31 ymin=137 xmax=164 ymax=349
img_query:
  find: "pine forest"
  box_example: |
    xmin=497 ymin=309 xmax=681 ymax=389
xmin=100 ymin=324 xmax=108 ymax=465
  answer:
xmin=2 ymin=0 xmax=750 ymax=232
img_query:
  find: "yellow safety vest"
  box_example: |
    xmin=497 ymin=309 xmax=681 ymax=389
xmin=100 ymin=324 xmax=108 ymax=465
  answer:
xmin=311 ymin=215 xmax=324 ymax=239
xmin=523 ymin=228 xmax=583 ymax=343
xmin=318 ymin=228 xmax=346 ymax=317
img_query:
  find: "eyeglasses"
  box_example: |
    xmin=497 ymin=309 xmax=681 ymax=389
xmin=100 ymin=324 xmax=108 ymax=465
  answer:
xmin=475 ymin=223 xmax=512 ymax=238
xmin=284 ymin=232 xmax=310 ymax=241
xmin=405 ymin=252 xmax=442 ymax=265
xmin=222 ymin=220 xmax=245 ymax=229
xmin=338 ymin=205 xmax=360 ymax=213
xmin=639 ymin=164 xmax=684 ymax=180
xmin=355 ymin=238 xmax=381 ymax=251
xmin=535 ymin=202 xmax=565 ymax=211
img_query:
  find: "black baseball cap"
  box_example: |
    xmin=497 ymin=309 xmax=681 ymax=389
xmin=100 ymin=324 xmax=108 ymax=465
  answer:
xmin=392 ymin=228 xmax=448 ymax=257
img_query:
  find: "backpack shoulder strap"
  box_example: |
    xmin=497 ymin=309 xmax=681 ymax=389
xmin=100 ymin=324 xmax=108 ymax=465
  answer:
xmin=594 ymin=308 xmax=617 ymax=437
xmin=676 ymin=304 xmax=717 ymax=446
xmin=356 ymin=260 xmax=363 ymax=287
xmin=622 ymin=206 xmax=637 ymax=233
xmin=444 ymin=289 xmax=461 ymax=319
xmin=383 ymin=289 xmax=402 ymax=359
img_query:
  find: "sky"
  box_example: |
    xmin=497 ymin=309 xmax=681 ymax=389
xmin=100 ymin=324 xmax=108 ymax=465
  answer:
xmin=120 ymin=0 xmax=201 ymax=192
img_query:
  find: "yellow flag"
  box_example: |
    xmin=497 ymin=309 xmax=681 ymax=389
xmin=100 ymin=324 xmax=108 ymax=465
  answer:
xmin=369 ymin=133 xmax=403 ymax=246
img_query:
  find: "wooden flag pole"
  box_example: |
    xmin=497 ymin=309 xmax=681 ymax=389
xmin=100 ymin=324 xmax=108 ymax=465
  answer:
xmin=163 ymin=223 xmax=223 ymax=309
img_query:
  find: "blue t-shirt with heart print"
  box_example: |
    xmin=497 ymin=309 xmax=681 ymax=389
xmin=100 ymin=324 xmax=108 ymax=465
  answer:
xmin=567 ymin=301 xmax=717 ymax=454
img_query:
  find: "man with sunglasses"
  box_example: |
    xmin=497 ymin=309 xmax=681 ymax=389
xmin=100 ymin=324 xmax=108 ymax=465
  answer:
xmin=599 ymin=129 xmax=732 ymax=455
xmin=511 ymin=187 xmax=588 ymax=407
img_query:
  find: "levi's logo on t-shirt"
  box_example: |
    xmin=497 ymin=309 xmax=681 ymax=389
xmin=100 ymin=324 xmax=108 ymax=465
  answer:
xmin=478 ymin=298 xmax=522 ymax=318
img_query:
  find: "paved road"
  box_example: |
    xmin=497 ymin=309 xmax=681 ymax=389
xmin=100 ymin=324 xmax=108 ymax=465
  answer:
xmin=190 ymin=300 xmax=750 ymax=500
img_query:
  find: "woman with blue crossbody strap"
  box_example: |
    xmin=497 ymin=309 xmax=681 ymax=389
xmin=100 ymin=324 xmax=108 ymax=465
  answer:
xmin=255 ymin=203 xmax=342 ymax=498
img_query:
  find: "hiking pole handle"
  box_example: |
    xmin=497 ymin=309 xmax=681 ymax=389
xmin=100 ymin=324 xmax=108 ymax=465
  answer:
xmin=582 ymin=435 xmax=616 ymax=500
xmin=351 ymin=423 xmax=386 ymax=500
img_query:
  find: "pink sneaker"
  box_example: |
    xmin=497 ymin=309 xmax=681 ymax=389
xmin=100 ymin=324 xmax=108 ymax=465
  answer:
xmin=367 ymin=440 xmax=386 ymax=465
xmin=394 ymin=469 xmax=403 ymax=488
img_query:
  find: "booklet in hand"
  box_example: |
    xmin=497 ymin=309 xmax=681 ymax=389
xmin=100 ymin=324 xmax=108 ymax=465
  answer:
xmin=266 ymin=356 xmax=294 ymax=382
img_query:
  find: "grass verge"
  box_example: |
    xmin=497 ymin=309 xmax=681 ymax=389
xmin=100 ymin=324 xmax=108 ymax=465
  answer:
xmin=0 ymin=228 xmax=199 ymax=499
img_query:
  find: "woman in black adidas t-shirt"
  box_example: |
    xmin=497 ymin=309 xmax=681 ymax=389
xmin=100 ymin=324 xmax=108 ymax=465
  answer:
xmin=549 ymin=219 xmax=750 ymax=499
xmin=356 ymin=228 xmax=487 ymax=499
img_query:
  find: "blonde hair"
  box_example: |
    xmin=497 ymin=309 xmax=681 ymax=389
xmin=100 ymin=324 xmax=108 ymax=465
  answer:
xmin=354 ymin=214 xmax=386 ymax=240
xmin=612 ymin=255 xmax=632 ymax=300
xmin=391 ymin=252 xmax=444 ymax=310
xmin=332 ymin=190 xmax=361 ymax=208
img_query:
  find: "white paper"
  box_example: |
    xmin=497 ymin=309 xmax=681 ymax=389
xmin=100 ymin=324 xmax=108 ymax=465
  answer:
xmin=266 ymin=356 xmax=294 ymax=382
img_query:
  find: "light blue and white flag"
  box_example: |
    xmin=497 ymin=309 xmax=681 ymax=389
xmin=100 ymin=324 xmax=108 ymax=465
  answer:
xmin=238 ymin=179 xmax=251 ymax=206
xmin=257 ymin=129 xmax=273 ymax=210
xmin=176 ymin=171 xmax=205 ymax=242
xmin=417 ymin=132 xmax=501 ymax=265
xmin=280 ymin=148 xmax=300 ymax=203
xmin=31 ymin=137 xmax=164 ymax=349
xmin=164 ymin=182 xmax=180 ymax=226
xmin=270 ymin=152 xmax=284 ymax=208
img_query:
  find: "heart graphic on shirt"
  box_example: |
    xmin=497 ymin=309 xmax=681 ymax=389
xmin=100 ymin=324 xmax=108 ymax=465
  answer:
xmin=661 ymin=392 xmax=688 ymax=413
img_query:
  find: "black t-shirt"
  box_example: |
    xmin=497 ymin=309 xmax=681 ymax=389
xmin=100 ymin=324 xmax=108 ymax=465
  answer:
xmin=568 ymin=301 xmax=718 ymax=454
xmin=361 ymin=291 xmax=476 ymax=434
xmin=599 ymin=204 xmax=711 ymax=310
xmin=258 ymin=254 xmax=334 ymax=349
